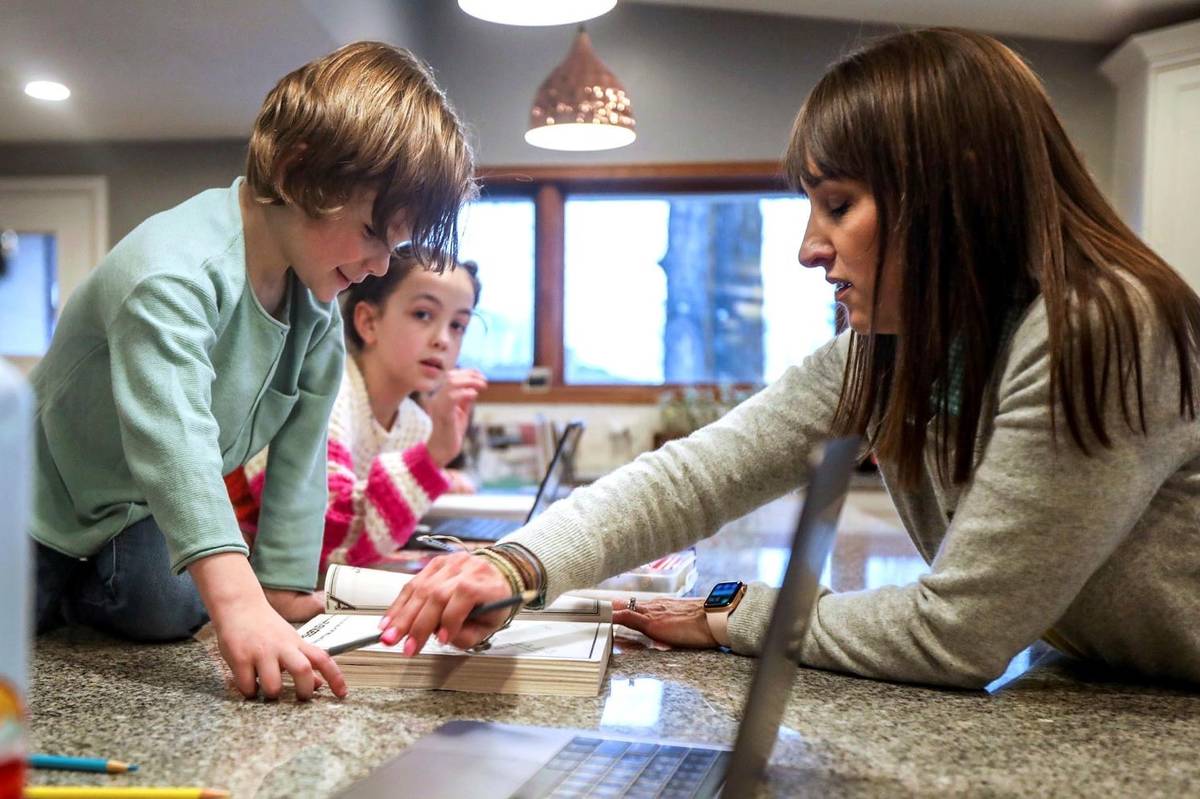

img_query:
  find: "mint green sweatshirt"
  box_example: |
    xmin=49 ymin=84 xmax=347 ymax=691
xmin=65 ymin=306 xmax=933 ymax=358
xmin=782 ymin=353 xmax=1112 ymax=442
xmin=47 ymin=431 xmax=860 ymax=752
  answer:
xmin=30 ymin=179 xmax=343 ymax=592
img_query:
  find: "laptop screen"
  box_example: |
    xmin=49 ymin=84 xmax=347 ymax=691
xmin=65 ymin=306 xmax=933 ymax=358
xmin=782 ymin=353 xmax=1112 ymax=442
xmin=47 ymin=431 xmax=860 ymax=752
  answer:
xmin=721 ymin=436 xmax=860 ymax=794
xmin=524 ymin=421 xmax=585 ymax=523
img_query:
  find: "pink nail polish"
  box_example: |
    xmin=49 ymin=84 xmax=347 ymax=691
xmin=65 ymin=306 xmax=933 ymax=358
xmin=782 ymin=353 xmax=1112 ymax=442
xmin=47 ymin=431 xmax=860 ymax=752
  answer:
xmin=403 ymin=637 xmax=417 ymax=656
xmin=381 ymin=627 xmax=400 ymax=646
xmin=377 ymin=616 xmax=391 ymax=631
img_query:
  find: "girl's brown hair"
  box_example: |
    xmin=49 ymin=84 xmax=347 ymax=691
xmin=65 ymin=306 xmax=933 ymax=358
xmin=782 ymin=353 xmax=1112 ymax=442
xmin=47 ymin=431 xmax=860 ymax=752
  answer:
xmin=246 ymin=41 xmax=477 ymax=267
xmin=343 ymin=245 xmax=482 ymax=351
xmin=785 ymin=28 xmax=1200 ymax=486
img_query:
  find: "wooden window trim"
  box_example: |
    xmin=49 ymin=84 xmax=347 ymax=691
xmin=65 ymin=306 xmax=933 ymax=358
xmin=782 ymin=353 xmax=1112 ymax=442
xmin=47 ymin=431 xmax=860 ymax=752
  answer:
xmin=474 ymin=161 xmax=788 ymax=404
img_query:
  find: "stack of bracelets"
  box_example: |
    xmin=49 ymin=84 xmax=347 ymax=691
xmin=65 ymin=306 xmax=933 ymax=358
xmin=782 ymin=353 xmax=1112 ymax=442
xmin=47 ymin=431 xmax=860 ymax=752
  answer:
xmin=472 ymin=542 xmax=547 ymax=640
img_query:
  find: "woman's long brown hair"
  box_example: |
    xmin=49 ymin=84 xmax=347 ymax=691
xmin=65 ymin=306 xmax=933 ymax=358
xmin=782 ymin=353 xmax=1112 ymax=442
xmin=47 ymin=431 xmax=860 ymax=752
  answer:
xmin=785 ymin=28 xmax=1200 ymax=487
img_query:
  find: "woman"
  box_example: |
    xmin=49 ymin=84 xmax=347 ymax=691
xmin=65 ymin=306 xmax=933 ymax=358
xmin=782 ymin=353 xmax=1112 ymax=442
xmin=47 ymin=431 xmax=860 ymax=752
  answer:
xmin=374 ymin=28 xmax=1200 ymax=687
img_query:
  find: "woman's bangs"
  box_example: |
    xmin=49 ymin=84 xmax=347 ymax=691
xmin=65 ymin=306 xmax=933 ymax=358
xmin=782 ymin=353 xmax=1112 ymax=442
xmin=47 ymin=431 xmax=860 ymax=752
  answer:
xmin=785 ymin=79 xmax=865 ymax=194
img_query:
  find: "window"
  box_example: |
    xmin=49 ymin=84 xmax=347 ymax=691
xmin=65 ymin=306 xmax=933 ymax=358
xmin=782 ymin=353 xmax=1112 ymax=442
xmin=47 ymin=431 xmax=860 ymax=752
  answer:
xmin=0 ymin=231 xmax=57 ymax=357
xmin=456 ymin=198 xmax=536 ymax=381
xmin=563 ymin=193 xmax=832 ymax=385
xmin=468 ymin=163 xmax=838 ymax=402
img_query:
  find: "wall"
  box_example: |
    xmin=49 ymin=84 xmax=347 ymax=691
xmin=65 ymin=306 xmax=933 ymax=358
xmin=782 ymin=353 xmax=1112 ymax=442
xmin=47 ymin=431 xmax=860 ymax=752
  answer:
xmin=0 ymin=3 xmax=1117 ymax=244
xmin=0 ymin=3 xmax=1122 ymax=472
xmin=419 ymin=1 xmax=1116 ymax=192
xmin=0 ymin=140 xmax=244 ymax=246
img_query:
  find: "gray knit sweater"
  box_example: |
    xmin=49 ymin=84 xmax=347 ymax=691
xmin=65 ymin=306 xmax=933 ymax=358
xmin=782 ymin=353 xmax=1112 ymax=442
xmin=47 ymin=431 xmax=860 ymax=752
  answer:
xmin=505 ymin=296 xmax=1200 ymax=688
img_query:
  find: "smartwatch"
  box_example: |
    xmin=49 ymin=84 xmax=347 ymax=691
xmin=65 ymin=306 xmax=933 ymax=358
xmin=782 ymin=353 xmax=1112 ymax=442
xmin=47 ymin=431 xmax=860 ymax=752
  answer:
xmin=703 ymin=580 xmax=746 ymax=648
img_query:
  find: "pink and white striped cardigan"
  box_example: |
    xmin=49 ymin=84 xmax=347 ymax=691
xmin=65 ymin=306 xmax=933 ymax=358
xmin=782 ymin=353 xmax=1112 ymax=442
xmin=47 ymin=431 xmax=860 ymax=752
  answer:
xmin=235 ymin=357 xmax=449 ymax=570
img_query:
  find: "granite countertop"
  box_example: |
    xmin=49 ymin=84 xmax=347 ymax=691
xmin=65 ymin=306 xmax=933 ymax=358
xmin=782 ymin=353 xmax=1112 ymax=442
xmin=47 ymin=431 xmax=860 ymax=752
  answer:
xmin=28 ymin=493 xmax=1200 ymax=798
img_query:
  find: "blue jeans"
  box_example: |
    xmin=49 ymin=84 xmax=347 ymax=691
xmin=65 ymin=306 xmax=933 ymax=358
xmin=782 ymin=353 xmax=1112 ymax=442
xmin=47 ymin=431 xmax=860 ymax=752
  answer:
xmin=35 ymin=516 xmax=209 ymax=642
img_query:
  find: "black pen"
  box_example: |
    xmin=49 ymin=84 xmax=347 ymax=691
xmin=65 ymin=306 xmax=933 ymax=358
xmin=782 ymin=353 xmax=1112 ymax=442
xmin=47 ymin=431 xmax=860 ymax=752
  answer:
xmin=322 ymin=589 xmax=539 ymax=656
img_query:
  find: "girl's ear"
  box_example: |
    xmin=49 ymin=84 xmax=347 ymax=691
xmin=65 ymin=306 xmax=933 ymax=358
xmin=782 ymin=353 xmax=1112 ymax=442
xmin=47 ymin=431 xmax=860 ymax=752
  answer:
xmin=353 ymin=300 xmax=379 ymax=348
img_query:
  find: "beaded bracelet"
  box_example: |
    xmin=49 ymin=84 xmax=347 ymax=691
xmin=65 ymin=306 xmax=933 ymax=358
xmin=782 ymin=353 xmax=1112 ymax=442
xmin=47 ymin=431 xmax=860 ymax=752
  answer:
xmin=471 ymin=549 xmax=525 ymax=641
xmin=489 ymin=544 xmax=535 ymax=592
xmin=492 ymin=542 xmax=547 ymax=609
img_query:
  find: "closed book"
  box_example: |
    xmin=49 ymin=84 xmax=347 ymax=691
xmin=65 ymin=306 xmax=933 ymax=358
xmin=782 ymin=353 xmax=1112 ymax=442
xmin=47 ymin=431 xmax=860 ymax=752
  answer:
xmin=305 ymin=565 xmax=613 ymax=697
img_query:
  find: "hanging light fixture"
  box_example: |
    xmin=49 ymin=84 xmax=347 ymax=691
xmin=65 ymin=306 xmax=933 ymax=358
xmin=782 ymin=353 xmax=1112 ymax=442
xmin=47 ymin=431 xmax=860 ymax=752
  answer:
xmin=525 ymin=27 xmax=636 ymax=152
xmin=458 ymin=0 xmax=617 ymax=27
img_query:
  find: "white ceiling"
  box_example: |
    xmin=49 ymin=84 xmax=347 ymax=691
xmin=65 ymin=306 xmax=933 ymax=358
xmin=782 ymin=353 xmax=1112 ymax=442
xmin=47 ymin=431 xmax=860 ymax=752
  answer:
xmin=634 ymin=0 xmax=1200 ymax=43
xmin=0 ymin=0 xmax=340 ymax=142
xmin=2 ymin=0 xmax=1198 ymax=143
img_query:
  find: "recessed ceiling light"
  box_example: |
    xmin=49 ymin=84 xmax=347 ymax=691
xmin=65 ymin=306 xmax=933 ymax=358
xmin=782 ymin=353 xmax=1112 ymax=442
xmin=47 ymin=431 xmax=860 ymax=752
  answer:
xmin=459 ymin=0 xmax=617 ymax=27
xmin=24 ymin=81 xmax=71 ymax=102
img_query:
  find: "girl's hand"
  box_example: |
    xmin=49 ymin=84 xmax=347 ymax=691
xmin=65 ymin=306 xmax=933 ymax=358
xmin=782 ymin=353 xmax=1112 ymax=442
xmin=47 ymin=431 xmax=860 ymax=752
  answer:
xmin=426 ymin=368 xmax=488 ymax=466
xmin=445 ymin=468 xmax=477 ymax=494
xmin=612 ymin=597 xmax=720 ymax=649
xmin=377 ymin=551 xmax=513 ymax=654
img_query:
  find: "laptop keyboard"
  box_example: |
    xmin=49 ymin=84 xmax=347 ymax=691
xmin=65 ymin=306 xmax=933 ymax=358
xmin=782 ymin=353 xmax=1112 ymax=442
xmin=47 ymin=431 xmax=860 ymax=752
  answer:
xmin=511 ymin=736 xmax=730 ymax=799
xmin=429 ymin=516 xmax=520 ymax=542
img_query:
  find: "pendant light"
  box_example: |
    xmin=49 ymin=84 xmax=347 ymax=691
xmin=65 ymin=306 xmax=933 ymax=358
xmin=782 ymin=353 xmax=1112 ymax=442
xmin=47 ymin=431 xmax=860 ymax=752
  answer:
xmin=458 ymin=0 xmax=617 ymax=27
xmin=525 ymin=27 xmax=636 ymax=152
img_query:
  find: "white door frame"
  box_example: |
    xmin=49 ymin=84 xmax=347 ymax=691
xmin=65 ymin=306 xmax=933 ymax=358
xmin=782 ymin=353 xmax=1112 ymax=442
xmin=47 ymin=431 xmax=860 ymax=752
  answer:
xmin=0 ymin=176 xmax=109 ymax=371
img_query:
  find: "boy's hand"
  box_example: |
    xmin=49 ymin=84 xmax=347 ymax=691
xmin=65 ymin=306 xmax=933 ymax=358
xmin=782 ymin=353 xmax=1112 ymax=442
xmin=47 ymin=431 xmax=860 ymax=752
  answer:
xmin=263 ymin=587 xmax=325 ymax=622
xmin=426 ymin=368 xmax=487 ymax=466
xmin=189 ymin=553 xmax=347 ymax=701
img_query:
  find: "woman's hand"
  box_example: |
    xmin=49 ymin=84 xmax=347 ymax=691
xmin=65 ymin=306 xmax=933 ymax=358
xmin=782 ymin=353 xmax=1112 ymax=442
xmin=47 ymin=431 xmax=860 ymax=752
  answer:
xmin=378 ymin=551 xmax=513 ymax=654
xmin=425 ymin=368 xmax=487 ymax=467
xmin=612 ymin=597 xmax=720 ymax=649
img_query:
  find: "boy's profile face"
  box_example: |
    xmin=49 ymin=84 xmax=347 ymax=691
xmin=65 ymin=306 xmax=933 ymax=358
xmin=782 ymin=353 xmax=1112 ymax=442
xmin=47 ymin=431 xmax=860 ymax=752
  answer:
xmin=275 ymin=190 xmax=412 ymax=304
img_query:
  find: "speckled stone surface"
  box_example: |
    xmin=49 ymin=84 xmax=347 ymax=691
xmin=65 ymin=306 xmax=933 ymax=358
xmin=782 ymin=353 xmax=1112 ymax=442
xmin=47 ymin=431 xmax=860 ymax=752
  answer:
xmin=28 ymin=492 xmax=1200 ymax=798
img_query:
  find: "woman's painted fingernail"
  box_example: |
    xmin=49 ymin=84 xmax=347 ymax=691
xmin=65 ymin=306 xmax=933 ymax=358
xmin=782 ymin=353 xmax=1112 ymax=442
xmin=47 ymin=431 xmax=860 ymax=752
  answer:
xmin=380 ymin=627 xmax=400 ymax=646
xmin=437 ymin=628 xmax=449 ymax=644
xmin=377 ymin=616 xmax=391 ymax=631
xmin=403 ymin=637 xmax=418 ymax=656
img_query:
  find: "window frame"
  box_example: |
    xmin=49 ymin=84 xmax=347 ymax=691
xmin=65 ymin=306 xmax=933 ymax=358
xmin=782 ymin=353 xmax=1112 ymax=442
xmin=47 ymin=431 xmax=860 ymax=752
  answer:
xmin=475 ymin=161 xmax=789 ymax=404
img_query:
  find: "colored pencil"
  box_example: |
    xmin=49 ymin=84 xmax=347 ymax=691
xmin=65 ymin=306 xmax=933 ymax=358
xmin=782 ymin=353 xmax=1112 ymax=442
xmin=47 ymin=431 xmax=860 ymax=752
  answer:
xmin=23 ymin=788 xmax=230 ymax=799
xmin=28 ymin=755 xmax=139 ymax=774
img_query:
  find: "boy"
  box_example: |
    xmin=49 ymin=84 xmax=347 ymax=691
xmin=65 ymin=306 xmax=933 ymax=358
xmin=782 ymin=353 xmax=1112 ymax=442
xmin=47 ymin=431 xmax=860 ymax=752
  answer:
xmin=31 ymin=41 xmax=475 ymax=701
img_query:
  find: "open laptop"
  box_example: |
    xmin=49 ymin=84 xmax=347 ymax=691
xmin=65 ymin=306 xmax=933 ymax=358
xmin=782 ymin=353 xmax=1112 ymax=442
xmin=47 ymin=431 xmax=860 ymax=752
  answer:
xmin=424 ymin=420 xmax=585 ymax=542
xmin=339 ymin=436 xmax=860 ymax=799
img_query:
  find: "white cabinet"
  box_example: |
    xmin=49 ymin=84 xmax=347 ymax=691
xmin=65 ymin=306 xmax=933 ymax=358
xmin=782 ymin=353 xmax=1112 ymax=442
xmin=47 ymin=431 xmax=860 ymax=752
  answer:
xmin=1101 ymin=19 xmax=1200 ymax=290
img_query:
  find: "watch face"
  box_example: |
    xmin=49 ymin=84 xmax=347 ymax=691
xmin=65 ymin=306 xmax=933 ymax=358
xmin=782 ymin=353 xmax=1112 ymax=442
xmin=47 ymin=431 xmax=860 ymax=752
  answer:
xmin=704 ymin=581 xmax=742 ymax=609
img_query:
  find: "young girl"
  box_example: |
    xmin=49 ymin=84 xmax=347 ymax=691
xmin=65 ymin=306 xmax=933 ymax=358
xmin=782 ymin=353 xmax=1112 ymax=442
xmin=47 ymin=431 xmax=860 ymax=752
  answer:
xmin=231 ymin=247 xmax=486 ymax=570
xmin=376 ymin=28 xmax=1200 ymax=688
xmin=30 ymin=41 xmax=476 ymax=702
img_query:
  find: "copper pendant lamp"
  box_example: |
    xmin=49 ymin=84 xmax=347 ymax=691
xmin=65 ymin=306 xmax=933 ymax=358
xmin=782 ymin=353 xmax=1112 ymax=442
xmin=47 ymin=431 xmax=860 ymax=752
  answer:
xmin=525 ymin=27 xmax=636 ymax=152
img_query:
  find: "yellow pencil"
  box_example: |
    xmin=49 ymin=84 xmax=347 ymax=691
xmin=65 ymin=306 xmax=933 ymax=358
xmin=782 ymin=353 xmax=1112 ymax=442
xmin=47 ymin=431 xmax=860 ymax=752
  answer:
xmin=24 ymin=788 xmax=230 ymax=799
